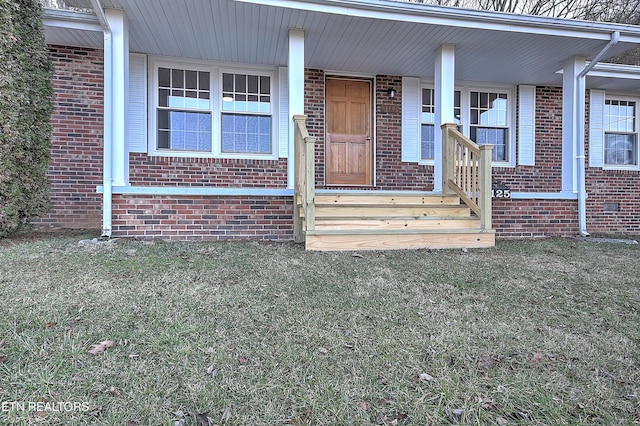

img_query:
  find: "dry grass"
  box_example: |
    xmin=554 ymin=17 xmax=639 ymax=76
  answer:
xmin=0 ymin=234 xmax=638 ymax=425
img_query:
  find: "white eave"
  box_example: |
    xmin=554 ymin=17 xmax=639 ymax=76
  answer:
xmin=43 ymin=0 xmax=640 ymax=90
xmin=43 ymin=8 xmax=103 ymax=48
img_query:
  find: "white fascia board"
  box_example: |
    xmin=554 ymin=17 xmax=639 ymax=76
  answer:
xmin=43 ymin=8 xmax=102 ymax=32
xmin=235 ymin=0 xmax=640 ymax=41
xmin=588 ymin=64 xmax=640 ymax=80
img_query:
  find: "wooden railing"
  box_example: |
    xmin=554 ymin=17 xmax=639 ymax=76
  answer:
xmin=442 ymin=123 xmax=493 ymax=231
xmin=293 ymin=115 xmax=317 ymax=243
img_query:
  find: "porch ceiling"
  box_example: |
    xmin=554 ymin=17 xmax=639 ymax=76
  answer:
xmin=44 ymin=0 xmax=640 ymax=90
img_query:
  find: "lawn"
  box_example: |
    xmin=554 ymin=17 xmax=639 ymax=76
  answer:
xmin=0 ymin=233 xmax=638 ymax=425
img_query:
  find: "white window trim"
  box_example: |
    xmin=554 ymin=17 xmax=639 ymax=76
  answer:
xmin=602 ymin=93 xmax=640 ymax=171
xmin=418 ymin=82 xmax=516 ymax=167
xmin=147 ymin=57 xmax=279 ymax=160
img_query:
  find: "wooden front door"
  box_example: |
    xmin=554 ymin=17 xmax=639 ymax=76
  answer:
xmin=325 ymin=78 xmax=373 ymax=185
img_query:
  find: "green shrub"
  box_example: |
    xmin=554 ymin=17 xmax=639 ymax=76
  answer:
xmin=0 ymin=0 xmax=53 ymax=237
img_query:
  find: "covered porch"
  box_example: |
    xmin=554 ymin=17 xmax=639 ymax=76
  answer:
xmin=293 ymin=116 xmax=494 ymax=250
xmin=42 ymin=0 xmax=640 ymax=244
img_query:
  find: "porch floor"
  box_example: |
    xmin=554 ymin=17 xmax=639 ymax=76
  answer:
xmin=299 ymin=191 xmax=495 ymax=251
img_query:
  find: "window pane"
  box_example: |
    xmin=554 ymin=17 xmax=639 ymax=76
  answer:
xmin=159 ymin=111 xmax=211 ymax=152
xmin=260 ymin=76 xmax=270 ymax=95
xmin=605 ymin=133 xmax=637 ymax=165
xmin=159 ymin=89 xmax=170 ymax=107
xmin=185 ymin=70 xmax=198 ymax=90
xmin=172 ymin=69 xmax=184 ymax=89
xmin=158 ymin=109 xmax=169 ymax=130
xmin=158 ymin=130 xmax=169 ymax=149
xmin=470 ymin=91 xmax=507 ymax=126
xmin=605 ymin=99 xmax=635 ymax=133
xmin=471 ymin=127 xmax=507 ymax=162
xmin=199 ymin=72 xmax=209 ymax=90
xmin=158 ymin=68 xmax=171 ymax=88
xmin=235 ymin=74 xmax=246 ymax=93
xmin=222 ymin=73 xmax=271 ymax=113
xmin=421 ymin=124 xmax=435 ymax=160
xmin=248 ymin=75 xmax=258 ymax=94
xmin=221 ymin=113 xmax=271 ymax=154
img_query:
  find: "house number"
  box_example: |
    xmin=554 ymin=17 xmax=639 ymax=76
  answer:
xmin=492 ymin=188 xmax=511 ymax=198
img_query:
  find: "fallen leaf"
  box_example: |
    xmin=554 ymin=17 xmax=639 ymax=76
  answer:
xmin=477 ymin=355 xmax=495 ymax=370
xmin=418 ymin=372 xmax=434 ymax=381
xmin=238 ymin=356 xmax=248 ymax=365
xmin=206 ymin=365 xmax=219 ymax=379
xmin=357 ymin=401 xmax=368 ymax=411
xmin=195 ymin=412 xmax=210 ymax=426
xmin=89 ymin=340 xmax=114 ymax=355
xmin=36 ymin=397 xmax=46 ymax=418
xmin=126 ymin=421 xmax=139 ymax=426
xmin=497 ymin=416 xmax=509 ymax=426
xmin=0 ymin=356 xmax=7 ymax=363
xmin=46 ymin=321 xmax=57 ymax=328
xmin=221 ymin=406 xmax=233 ymax=422
xmin=532 ymin=351 xmax=544 ymax=363
xmin=105 ymin=386 xmax=120 ymax=397
xmin=318 ymin=347 xmax=328 ymax=354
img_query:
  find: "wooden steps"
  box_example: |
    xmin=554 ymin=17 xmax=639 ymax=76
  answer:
xmin=300 ymin=192 xmax=494 ymax=251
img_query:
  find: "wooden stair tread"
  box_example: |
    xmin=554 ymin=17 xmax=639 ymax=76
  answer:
xmin=310 ymin=193 xmax=461 ymax=206
xmin=306 ymin=228 xmax=493 ymax=235
xmin=311 ymin=218 xmax=482 ymax=230
xmin=305 ymin=231 xmax=495 ymax=251
xmin=309 ymin=206 xmax=471 ymax=218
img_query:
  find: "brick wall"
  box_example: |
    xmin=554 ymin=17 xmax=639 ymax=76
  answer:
xmin=376 ymin=75 xmax=434 ymax=190
xmin=111 ymin=195 xmax=293 ymax=240
xmin=39 ymin=50 xmax=640 ymax=239
xmin=585 ymin=168 xmax=640 ymax=234
xmin=494 ymin=86 xmax=564 ymax=192
xmin=129 ymin=154 xmax=288 ymax=188
xmin=34 ymin=46 xmax=104 ymax=230
xmin=304 ymin=69 xmax=326 ymax=186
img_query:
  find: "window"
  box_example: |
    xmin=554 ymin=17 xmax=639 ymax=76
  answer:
xmin=421 ymin=88 xmax=435 ymax=160
xmin=157 ymin=67 xmax=211 ymax=151
xmin=470 ymin=91 xmax=509 ymax=162
xmin=604 ymin=99 xmax=638 ymax=166
xmin=221 ymin=73 xmax=272 ymax=154
xmin=418 ymin=85 xmax=512 ymax=165
xmin=421 ymin=89 xmax=461 ymax=161
xmin=151 ymin=61 xmax=276 ymax=158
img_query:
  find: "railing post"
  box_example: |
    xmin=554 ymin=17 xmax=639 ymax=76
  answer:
xmin=292 ymin=115 xmax=316 ymax=242
xmin=304 ymin=133 xmax=316 ymax=232
xmin=293 ymin=116 xmax=304 ymax=243
xmin=479 ymin=144 xmax=493 ymax=231
xmin=441 ymin=123 xmax=456 ymax=195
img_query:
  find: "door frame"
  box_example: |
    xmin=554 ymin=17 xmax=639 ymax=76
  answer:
xmin=324 ymin=75 xmax=376 ymax=187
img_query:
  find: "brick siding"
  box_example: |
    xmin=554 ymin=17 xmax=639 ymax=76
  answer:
xmin=111 ymin=195 xmax=293 ymax=240
xmin=129 ymin=154 xmax=288 ymax=188
xmin=34 ymin=46 xmax=104 ymax=230
xmin=38 ymin=47 xmax=639 ymax=239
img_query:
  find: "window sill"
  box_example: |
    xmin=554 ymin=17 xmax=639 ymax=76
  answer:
xmin=149 ymin=150 xmax=279 ymax=161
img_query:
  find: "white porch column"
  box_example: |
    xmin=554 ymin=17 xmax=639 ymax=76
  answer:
xmin=288 ymin=29 xmax=305 ymax=189
xmin=435 ymin=44 xmax=456 ymax=194
xmin=562 ymin=56 xmax=586 ymax=194
xmin=105 ymin=9 xmax=128 ymax=187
